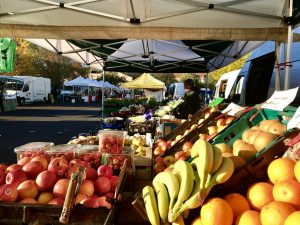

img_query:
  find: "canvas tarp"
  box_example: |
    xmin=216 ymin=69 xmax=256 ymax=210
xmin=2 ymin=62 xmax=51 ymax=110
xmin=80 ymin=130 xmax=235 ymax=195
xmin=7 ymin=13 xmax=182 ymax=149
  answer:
xmin=122 ymin=73 xmax=165 ymax=89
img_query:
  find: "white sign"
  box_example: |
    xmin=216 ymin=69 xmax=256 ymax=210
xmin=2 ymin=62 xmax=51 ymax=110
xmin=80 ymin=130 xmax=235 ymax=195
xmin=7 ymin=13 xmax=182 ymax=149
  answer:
xmin=222 ymin=103 xmax=246 ymax=116
xmin=288 ymin=107 xmax=300 ymax=130
xmin=261 ymin=87 xmax=299 ymax=111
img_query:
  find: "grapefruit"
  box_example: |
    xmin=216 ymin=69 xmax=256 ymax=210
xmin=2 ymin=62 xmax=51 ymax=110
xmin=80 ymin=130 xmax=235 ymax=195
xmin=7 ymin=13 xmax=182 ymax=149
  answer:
xmin=247 ymin=182 xmax=274 ymax=211
xmin=273 ymin=179 xmax=300 ymax=209
xmin=224 ymin=193 xmax=250 ymax=220
xmin=235 ymin=210 xmax=262 ymax=225
xmin=284 ymin=211 xmax=300 ymax=225
xmin=267 ymin=158 xmax=295 ymax=184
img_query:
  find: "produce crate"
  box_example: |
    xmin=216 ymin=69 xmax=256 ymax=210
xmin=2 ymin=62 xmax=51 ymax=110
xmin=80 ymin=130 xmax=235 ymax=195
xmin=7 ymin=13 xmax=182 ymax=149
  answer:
xmin=211 ymin=107 xmax=296 ymax=148
xmin=127 ymin=121 xmax=156 ymax=136
xmin=208 ymin=128 xmax=300 ymax=198
xmin=159 ymin=122 xmax=180 ymax=137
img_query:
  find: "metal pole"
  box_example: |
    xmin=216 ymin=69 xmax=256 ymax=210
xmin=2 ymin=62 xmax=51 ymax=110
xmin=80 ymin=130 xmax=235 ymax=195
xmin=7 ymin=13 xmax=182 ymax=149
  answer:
xmin=205 ymin=73 xmax=208 ymax=106
xmin=275 ymin=42 xmax=281 ymax=90
xmin=284 ymin=0 xmax=294 ymax=90
xmin=102 ymin=70 xmax=105 ymax=118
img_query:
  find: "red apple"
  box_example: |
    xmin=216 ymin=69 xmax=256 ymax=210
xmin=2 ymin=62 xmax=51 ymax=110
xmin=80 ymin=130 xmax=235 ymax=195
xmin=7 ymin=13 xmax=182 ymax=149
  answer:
xmin=69 ymin=159 xmax=88 ymax=168
xmin=31 ymin=155 xmax=48 ymax=170
xmin=86 ymin=167 xmax=98 ymax=181
xmin=97 ymin=165 xmax=113 ymax=178
xmin=94 ymin=177 xmax=111 ymax=195
xmin=23 ymin=161 xmax=44 ymax=179
xmin=17 ymin=180 xmax=39 ymax=199
xmin=157 ymin=140 xmax=167 ymax=148
xmin=17 ymin=157 xmax=31 ymax=166
xmin=0 ymin=171 xmax=6 ymax=186
xmin=97 ymin=196 xmax=112 ymax=209
xmin=81 ymin=196 xmax=100 ymax=208
xmin=154 ymin=147 xmax=163 ymax=156
xmin=53 ymin=179 xmax=69 ymax=199
xmin=75 ymin=193 xmax=88 ymax=205
xmin=105 ymin=192 xmax=115 ymax=200
xmin=6 ymin=164 xmax=23 ymax=172
xmin=182 ymin=142 xmax=193 ymax=153
xmin=36 ymin=170 xmax=57 ymax=192
xmin=79 ymin=180 xmax=94 ymax=197
xmin=38 ymin=192 xmax=54 ymax=204
xmin=19 ymin=198 xmax=37 ymax=204
xmin=0 ymin=164 xmax=8 ymax=172
xmin=48 ymin=198 xmax=64 ymax=206
xmin=66 ymin=164 xmax=86 ymax=180
xmin=154 ymin=157 xmax=164 ymax=164
xmin=48 ymin=157 xmax=69 ymax=178
xmin=109 ymin=176 xmax=118 ymax=192
xmin=178 ymin=155 xmax=188 ymax=161
xmin=0 ymin=184 xmax=18 ymax=202
xmin=174 ymin=151 xmax=186 ymax=161
xmin=166 ymin=140 xmax=172 ymax=148
xmin=6 ymin=169 xmax=27 ymax=187
xmin=154 ymin=163 xmax=166 ymax=175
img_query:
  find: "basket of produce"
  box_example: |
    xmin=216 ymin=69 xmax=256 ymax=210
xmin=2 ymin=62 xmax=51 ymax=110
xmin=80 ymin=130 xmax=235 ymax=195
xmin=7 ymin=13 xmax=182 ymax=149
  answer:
xmin=75 ymin=145 xmax=102 ymax=169
xmin=14 ymin=142 xmax=54 ymax=161
xmin=98 ymin=130 xmax=126 ymax=154
xmin=45 ymin=144 xmax=78 ymax=162
xmin=101 ymin=117 xmax=124 ymax=130
xmin=67 ymin=135 xmax=98 ymax=145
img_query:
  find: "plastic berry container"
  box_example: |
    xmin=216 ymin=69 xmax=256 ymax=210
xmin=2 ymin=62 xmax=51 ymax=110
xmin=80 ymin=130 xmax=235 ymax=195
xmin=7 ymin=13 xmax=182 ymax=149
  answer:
xmin=45 ymin=144 xmax=78 ymax=162
xmin=98 ymin=130 xmax=126 ymax=154
xmin=14 ymin=142 xmax=54 ymax=160
xmin=76 ymin=145 xmax=102 ymax=169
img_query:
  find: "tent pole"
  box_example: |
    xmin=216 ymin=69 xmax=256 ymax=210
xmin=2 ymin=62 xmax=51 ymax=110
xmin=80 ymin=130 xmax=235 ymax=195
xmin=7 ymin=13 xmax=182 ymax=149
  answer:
xmin=102 ymin=70 xmax=105 ymax=119
xmin=205 ymin=73 xmax=208 ymax=106
xmin=275 ymin=42 xmax=281 ymax=91
xmin=284 ymin=0 xmax=294 ymax=90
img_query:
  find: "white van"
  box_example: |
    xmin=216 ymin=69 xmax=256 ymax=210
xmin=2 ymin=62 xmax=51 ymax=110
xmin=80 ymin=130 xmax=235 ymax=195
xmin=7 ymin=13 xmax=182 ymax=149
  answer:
xmin=4 ymin=76 xmax=51 ymax=105
xmin=214 ymin=69 xmax=242 ymax=99
xmin=168 ymin=83 xmax=185 ymax=99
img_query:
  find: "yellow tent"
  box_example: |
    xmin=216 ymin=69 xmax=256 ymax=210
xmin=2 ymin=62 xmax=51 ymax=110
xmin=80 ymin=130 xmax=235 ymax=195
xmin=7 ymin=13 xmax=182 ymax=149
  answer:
xmin=122 ymin=73 xmax=165 ymax=90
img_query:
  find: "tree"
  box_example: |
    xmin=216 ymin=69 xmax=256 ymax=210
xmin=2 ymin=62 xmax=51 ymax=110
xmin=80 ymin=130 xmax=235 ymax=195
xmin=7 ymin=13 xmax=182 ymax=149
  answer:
xmin=151 ymin=73 xmax=177 ymax=86
xmin=99 ymin=72 xmax=127 ymax=86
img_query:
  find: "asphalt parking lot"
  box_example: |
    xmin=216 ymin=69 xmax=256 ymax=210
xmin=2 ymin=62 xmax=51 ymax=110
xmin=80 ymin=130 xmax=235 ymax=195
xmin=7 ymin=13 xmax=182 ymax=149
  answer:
xmin=0 ymin=103 xmax=102 ymax=164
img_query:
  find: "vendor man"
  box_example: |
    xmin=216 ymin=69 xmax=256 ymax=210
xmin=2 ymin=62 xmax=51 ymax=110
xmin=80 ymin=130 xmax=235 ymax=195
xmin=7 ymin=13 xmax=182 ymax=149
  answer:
xmin=183 ymin=79 xmax=202 ymax=116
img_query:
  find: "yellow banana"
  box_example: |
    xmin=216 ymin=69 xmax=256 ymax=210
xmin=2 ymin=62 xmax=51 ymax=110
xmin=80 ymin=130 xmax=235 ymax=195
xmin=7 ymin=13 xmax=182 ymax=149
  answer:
xmin=172 ymin=214 xmax=185 ymax=225
xmin=153 ymin=171 xmax=180 ymax=210
xmin=190 ymin=141 xmax=200 ymax=158
xmin=205 ymin=145 xmax=223 ymax=185
xmin=153 ymin=182 xmax=169 ymax=223
xmin=204 ymin=157 xmax=234 ymax=201
xmin=142 ymin=186 xmax=160 ymax=225
xmin=172 ymin=161 xmax=194 ymax=213
xmin=196 ymin=140 xmax=214 ymax=202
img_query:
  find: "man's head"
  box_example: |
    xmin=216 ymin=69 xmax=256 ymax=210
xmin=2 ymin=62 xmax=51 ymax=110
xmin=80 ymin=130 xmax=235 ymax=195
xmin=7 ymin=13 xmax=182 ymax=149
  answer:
xmin=184 ymin=79 xmax=194 ymax=92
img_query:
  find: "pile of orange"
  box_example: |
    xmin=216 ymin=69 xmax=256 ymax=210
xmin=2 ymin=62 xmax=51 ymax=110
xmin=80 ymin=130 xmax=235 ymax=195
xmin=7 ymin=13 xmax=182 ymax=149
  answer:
xmin=192 ymin=158 xmax=300 ymax=225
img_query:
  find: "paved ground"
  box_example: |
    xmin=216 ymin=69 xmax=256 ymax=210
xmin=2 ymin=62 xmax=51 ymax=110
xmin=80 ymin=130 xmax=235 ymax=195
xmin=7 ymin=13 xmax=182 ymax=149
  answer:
xmin=0 ymin=103 xmax=102 ymax=164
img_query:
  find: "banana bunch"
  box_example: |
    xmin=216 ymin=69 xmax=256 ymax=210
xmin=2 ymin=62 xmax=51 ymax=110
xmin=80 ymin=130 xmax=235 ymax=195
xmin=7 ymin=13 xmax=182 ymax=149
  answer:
xmin=142 ymin=140 xmax=234 ymax=225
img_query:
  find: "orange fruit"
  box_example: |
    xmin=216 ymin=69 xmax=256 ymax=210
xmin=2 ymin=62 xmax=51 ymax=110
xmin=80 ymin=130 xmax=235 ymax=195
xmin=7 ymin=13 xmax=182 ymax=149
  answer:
xmin=273 ymin=179 xmax=300 ymax=209
xmin=260 ymin=201 xmax=295 ymax=225
xmin=201 ymin=197 xmax=233 ymax=225
xmin=235 ymin=210 xmax=262 ymax=225
xmin=224 ymin=193 xmax=250 ymax=220
xmin=294 ymin=160 xmax=300 ymax=183
xmin=191 ymin=216 xmax=203 ymax=225
xmin=267 ymin=158 xmax=295 ymax=184
xmin=284 ymin=211 xmax=300 ymax=225
xmin=247 ymin=182 xmax=274 ymax=211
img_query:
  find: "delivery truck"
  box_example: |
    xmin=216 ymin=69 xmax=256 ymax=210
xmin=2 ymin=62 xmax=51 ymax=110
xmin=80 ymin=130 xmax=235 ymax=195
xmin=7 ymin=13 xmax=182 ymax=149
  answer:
xmin=4 ymin=76 xmax=51 ymax=105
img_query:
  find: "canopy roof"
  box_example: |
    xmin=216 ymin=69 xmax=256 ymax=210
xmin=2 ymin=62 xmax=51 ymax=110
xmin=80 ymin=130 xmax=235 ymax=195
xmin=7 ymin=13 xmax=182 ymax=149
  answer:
xmin=0 ymin=0 xmax=300 ymax=42
xmin=122 ymin=73 xmax=165 ymax=89
xmin=64 ymin=76 xmax=90 ymax=86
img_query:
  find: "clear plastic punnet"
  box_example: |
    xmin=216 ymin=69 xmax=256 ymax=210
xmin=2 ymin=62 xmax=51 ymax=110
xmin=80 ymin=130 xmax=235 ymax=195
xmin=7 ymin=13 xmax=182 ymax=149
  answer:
xmin=45 ymin=144 xmax=78 ymax=162
xmin=14 ymin=142 xmax=54 ymax=160
xmin=76 ymin=145 xmax=101 ymax=168
xmin=98 ymin=130 xmax=126 ymax=154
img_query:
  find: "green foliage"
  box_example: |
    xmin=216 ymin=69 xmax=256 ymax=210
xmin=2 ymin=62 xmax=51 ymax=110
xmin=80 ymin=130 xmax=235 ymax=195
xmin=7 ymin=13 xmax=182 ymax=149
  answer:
xmin=147 ymin=97 xmax=158 ymax=108
xmin=99 ymin=72 xmax=127 ymax=86
xmin=104 ymin=98 xmax=148 ymax=108
xmin=151 ymin=73 xmax=177 ymax=86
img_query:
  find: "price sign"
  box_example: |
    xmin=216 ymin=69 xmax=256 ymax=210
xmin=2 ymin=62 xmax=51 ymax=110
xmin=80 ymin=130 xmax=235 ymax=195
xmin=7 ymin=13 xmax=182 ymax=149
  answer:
xmin=261 ymin=87 xmax=299 ymax=111
xmin=222 ymin=102 xmax=246 ymax=116
xmin=288 ymin=107 xmax=300 ymax=130
xmin=209 ymin=97 xmax=224 ymax=107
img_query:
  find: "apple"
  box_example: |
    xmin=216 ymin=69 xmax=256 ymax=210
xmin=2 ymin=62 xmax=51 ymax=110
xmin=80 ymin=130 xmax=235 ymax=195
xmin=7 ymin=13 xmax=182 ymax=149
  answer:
xmin=105 ymin=192 xmax=115 ymax=200
xmin=97 ymin=165 xmax=113 ymax=178
xmin=171 ymin=141 xmax=176 ymax=146
xmin=178 ymin=155 xmax=188 ymax=161
xmin=81 ymin=196 xmax=100 ymax=208
xmin=208 ymin=126 xmax=218 ymax=136
xmin=31 ymin=155 xmax=48 ymax=170
xmin=6 ymin=169 xmax=27 ymax=187
xmin=163 ymin=156 xmax=176 ymax=167
xmin=97 ymin=196 xmax=112 ymax=209
xmin=86 ymin=167 xmax=98 ymax=181
xmin=0 ymin=171 xmax=6 ymax=186
xmin=38 ymin=192 xmax=54 ymax=204
xmin=175 ymin=135 xmax=183 ymax=141
xmin=154 ymin=163 xmax=166 ymax=175
xmin=225 ymin=116 xmax=235 ymax=125
xmin=36 ymin=170 xmax=57 ymax=192
xmin=183 ymin=129 xmax=189 ymax=136
xmin=19 ymin=198 xmax=37 ymax=204
xmin=182 ymin=142 xmax=193 ymax=154
xmin=53 ymin=179 xmax=70 ymax=199
xmin=198 ymin=119 xmax=205 ymax=125
xmin=190 ymin=124 xmax=197 ymax=130
xmin=75 ymin=193 xmax=88 ymax=205
xmin=17 ymin=157 xmax=31 ymax=166
xmin=69 ymin=159 xmax=88 ymax=168
xmin=199 ymin=133 xmax=209 ymax=140
xmin=66 ymin=164 xmax=86 ymax=180
xmin=174 ymin=151 xmax=186 ymax=161
xmin=157 ymin=140 xmax=167 ymax=148
xmin=48 ymin=157 xmax=69 ymax=178
xmin=79 ymin=180 xmax=94 ymax=197
xmin=216 ymin=118 xmax=226 ymax=127
xmin=94 ymin=177 xmax=111 ymax=195
xmin=17 ymin=180 xmax=39 ymax=200
xmin=23 ymin=161 xmax=44 ymax=179
xmin=166 ymin=140 xmax=172 ymax=148
xmin=109 ymin=176 xmax=118 ymax=192
xmin=155 ymin=157 xmax=164 ymax=164
xmin=0 ymin=184 xmax=18 ymax=202
xmin=204 ymin=112 xmax=210 ymax=119
xmin=48 ymin=198 xmax=64 ymax=206
xmin=153 ymin=147 xmax=163 ymax=156
xmin=6 ymin=164 xmax=23 ymax=172
xmin=0 ymin=164 xmax=8 ymax=172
